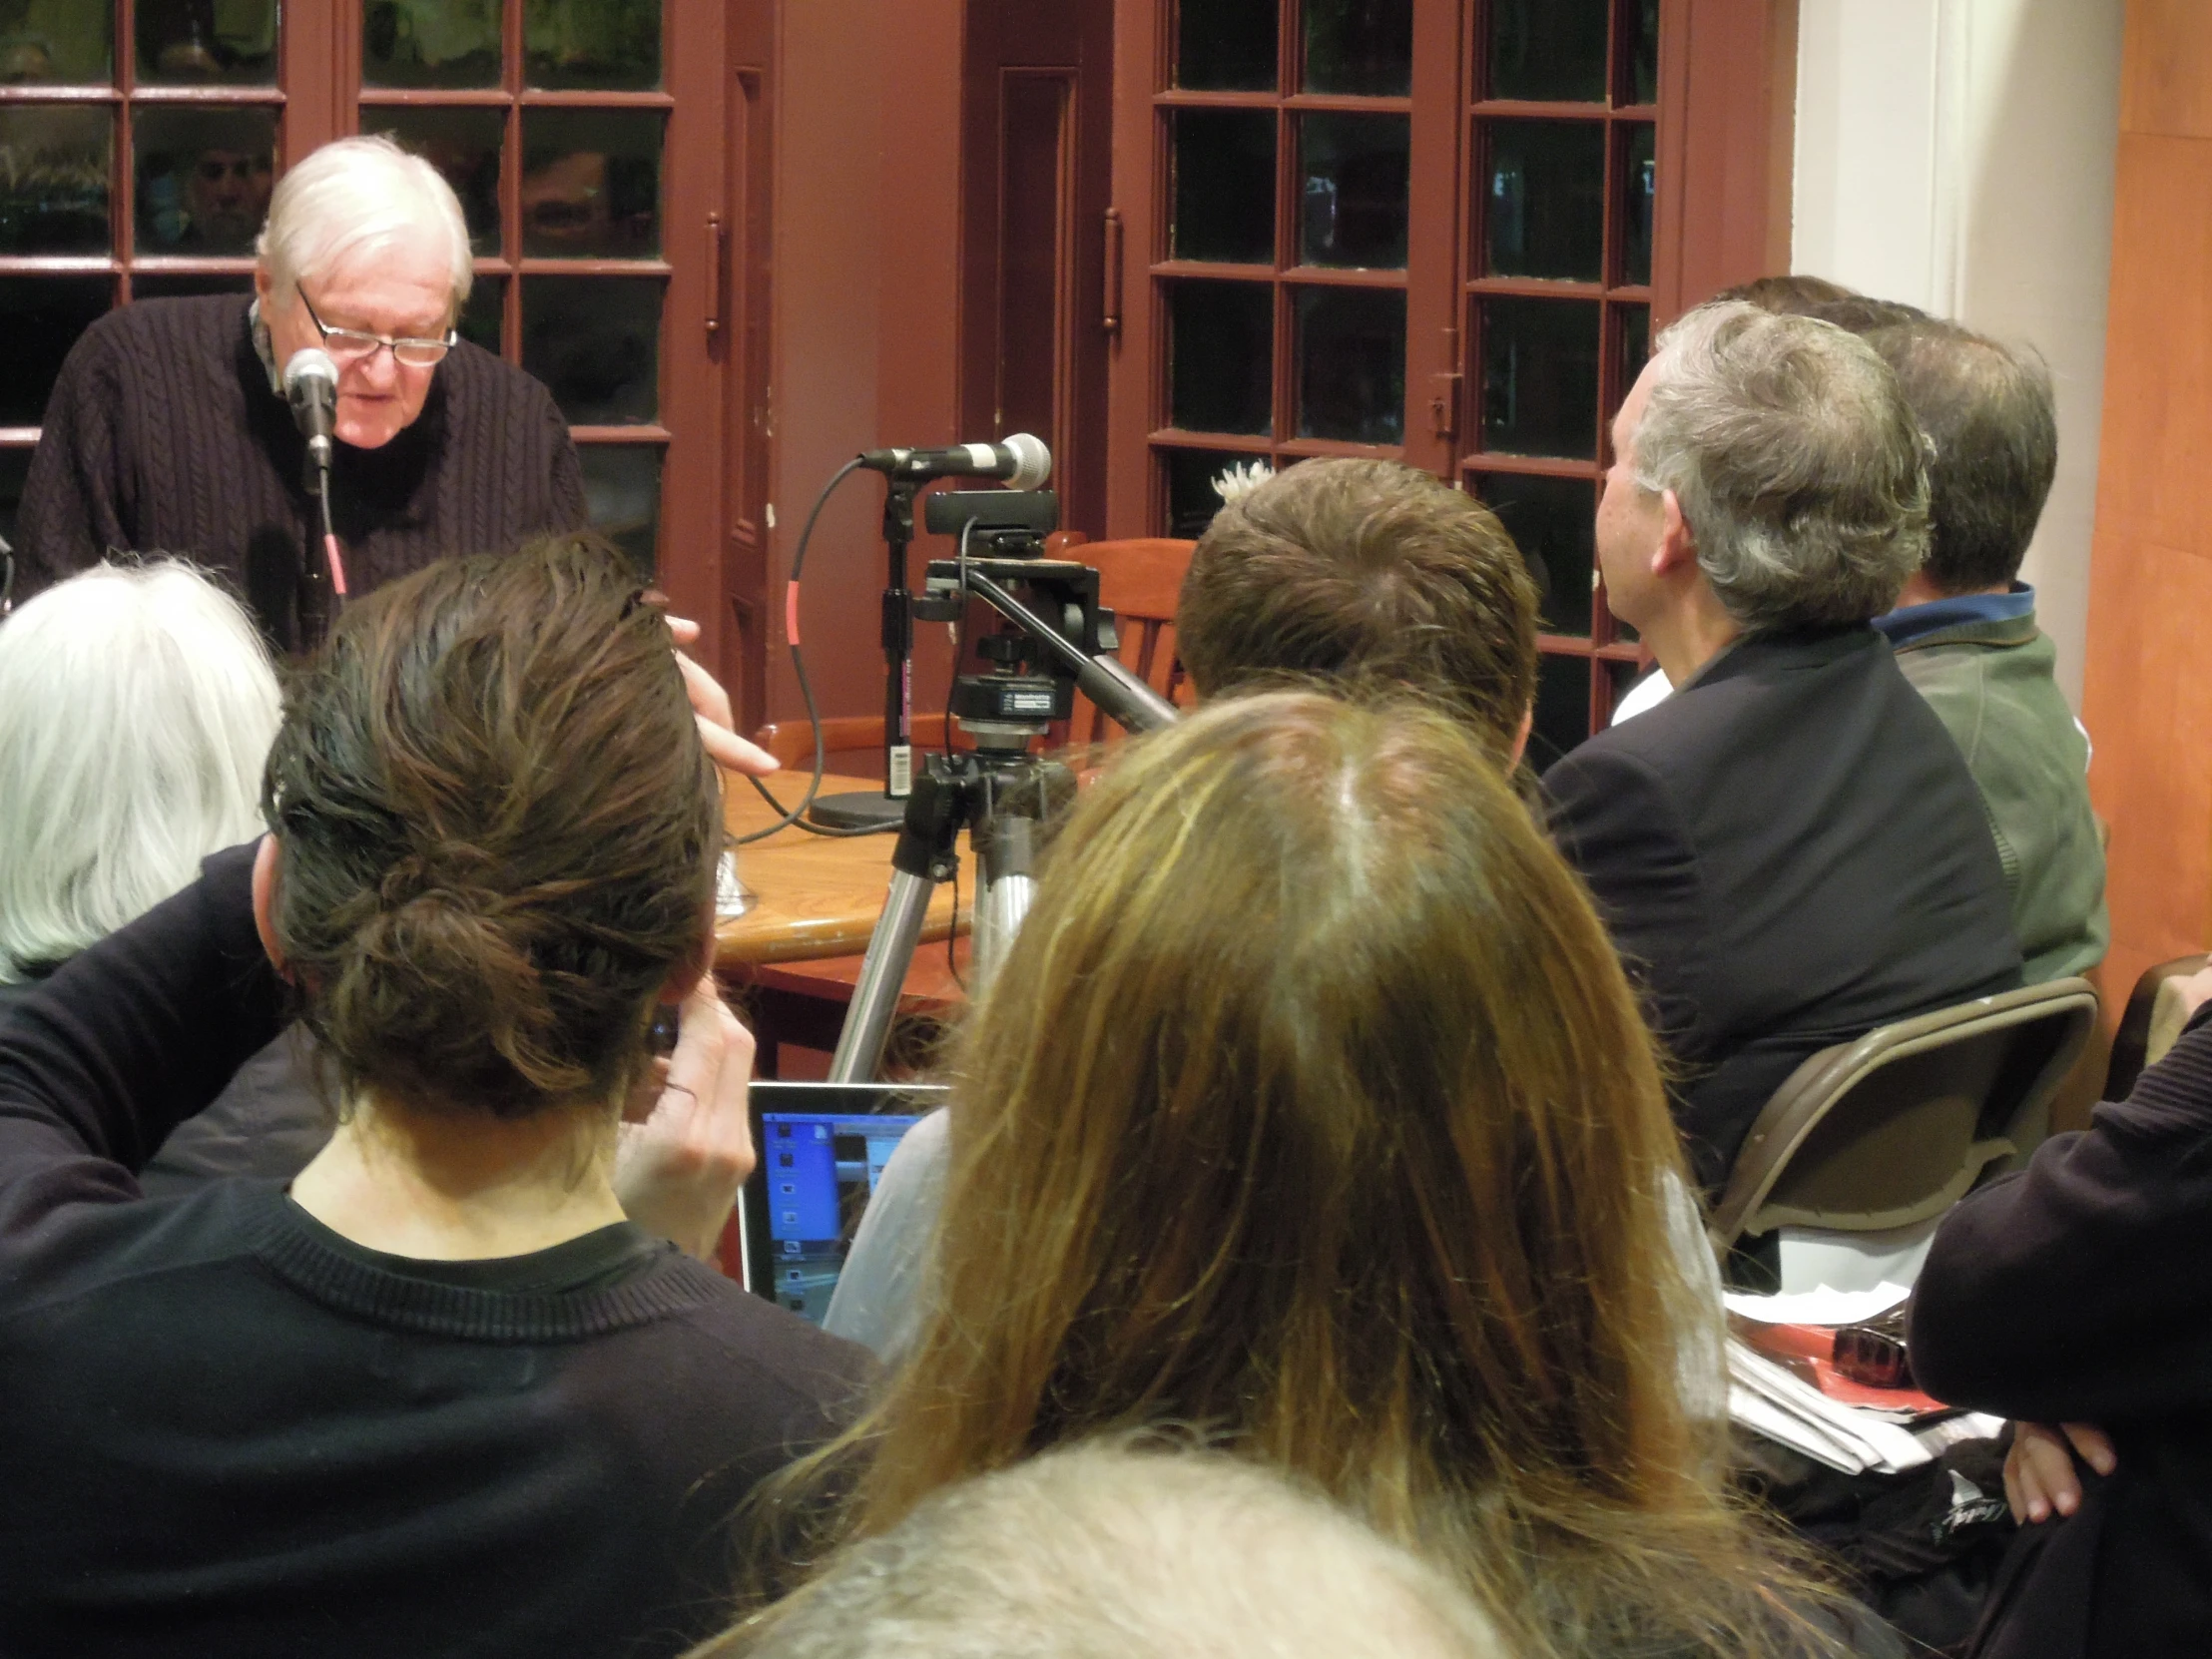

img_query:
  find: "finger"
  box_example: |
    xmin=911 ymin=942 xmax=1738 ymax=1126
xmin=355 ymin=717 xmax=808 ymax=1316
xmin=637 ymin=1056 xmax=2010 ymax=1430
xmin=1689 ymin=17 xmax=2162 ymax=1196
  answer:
xmin=2063 ymin=1421 xmax=2117 ymax=1476
xmin=711 ymin=1000 xmax=758 ymax=1182
xmin=2017 ymin=1423 xmax=2083 ymax=1518
xmin=697 ymin=714 xmax=782 ymax=777
xmin=676 ymin=648 xmax=734 ymax=728
xmin=667 ymin=615 xmax=702 ymax=648
xmin=661 ymin=974 xmax=732 ymax=1123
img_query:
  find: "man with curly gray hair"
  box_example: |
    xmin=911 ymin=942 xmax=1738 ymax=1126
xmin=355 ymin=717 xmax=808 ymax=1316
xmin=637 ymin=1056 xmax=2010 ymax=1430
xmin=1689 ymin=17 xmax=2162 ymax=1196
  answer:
xmin=1544 ymin=300 xmax=2020 ymax=1193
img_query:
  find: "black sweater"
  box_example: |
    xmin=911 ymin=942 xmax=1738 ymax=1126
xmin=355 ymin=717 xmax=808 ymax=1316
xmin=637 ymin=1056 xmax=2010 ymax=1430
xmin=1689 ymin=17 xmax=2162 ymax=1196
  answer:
xmin=0 ymin=846 xmax=869 ymax=1658
xmin=1909 ymin=1006 xmax=2212 ymax=1659
xmin=18 ymin=294 xmax=585 ymax=645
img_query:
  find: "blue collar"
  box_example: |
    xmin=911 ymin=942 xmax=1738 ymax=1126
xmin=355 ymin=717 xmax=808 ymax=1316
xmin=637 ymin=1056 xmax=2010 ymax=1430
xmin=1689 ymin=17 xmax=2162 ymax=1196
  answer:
xmin=1873 ymin=582 xmax=2034 ymax=648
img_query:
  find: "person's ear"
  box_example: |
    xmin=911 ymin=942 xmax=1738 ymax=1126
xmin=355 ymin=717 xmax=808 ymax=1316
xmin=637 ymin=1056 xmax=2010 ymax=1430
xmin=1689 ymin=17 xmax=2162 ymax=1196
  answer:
xmin=657 ymin=919 xmax=717 ymax=1006
xmin=251 ymin=833 xmax=289 ymax=979
xmin=1651 ymin=488 xmax=1698 ymax=578
xmin=1508 ymin=705 xmax=1533 ymax=769
xmin=253 ymin=261 xmax=276 ymax=308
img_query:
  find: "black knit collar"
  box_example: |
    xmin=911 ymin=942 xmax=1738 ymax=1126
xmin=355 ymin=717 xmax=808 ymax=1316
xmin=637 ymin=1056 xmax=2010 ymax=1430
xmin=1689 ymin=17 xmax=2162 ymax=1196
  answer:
xmin=237 ymin=1183 xmax=732 ymax=1343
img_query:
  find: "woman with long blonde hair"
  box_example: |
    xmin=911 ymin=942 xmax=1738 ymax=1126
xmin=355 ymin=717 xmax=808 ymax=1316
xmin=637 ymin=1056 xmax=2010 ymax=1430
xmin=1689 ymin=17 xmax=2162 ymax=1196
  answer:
xmin=734 ymin=690 xmax=1872 ymax=1659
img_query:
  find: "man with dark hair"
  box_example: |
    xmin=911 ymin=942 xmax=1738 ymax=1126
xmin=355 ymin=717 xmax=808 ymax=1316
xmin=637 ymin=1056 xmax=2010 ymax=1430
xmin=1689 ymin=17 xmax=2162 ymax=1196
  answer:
xmin=1546 ymin=301 xmax=2019 ymax=1190
xmin=1176 ymin=457 xmax=1540 ymax=763
xmin=1852 ymin=316 xmax=2105 ymax=981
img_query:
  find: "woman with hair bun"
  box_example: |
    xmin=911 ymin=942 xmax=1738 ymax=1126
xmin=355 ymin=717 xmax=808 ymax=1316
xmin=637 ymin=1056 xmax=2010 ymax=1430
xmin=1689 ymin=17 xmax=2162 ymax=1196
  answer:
xmin=0 ymin=534 xmax=864 ymax=1659
xmin=743 ymin=691 xmax=1883 ymax=1659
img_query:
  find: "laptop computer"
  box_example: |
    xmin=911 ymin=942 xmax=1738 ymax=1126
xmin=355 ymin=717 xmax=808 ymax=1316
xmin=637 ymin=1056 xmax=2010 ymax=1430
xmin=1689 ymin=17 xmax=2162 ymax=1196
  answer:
xmin=741 ymin=1079 xmax=949 ymax=1324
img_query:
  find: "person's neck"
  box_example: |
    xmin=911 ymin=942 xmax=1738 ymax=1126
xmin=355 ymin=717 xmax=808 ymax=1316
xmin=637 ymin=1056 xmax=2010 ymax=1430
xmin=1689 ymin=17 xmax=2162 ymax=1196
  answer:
xmin=1641 ymin=585 xmax=1743 ymax=689
xmin=290 ymin=1092 xmax=626 ymax=1261
xmin=1893 ymin=572 xmax=2010 ymax=610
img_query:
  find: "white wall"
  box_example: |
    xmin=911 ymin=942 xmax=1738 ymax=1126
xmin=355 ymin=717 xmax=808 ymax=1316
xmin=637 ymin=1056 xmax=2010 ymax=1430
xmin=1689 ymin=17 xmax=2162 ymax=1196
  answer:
xmin=1792 ymin=0 xmax=2125 ymax=708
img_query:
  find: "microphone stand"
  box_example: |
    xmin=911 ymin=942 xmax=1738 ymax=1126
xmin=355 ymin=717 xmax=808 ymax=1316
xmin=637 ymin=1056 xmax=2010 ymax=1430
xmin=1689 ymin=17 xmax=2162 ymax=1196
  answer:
xmin=298 ymin=450 xmax=345 ymax=650
xmin=806 ymin=477 xmax=920 ymax=831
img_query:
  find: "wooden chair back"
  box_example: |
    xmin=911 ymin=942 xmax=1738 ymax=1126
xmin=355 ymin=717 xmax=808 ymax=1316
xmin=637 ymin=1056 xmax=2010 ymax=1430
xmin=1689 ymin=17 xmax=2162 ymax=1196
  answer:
xmin=1060 ymin=537 xmax=1197 ymax=750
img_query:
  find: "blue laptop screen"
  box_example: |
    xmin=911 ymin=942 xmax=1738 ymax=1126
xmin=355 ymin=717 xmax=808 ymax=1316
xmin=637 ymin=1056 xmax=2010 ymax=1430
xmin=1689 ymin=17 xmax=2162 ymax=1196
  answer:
xmin=759 ymin=1110 xmax=925 ymax=1322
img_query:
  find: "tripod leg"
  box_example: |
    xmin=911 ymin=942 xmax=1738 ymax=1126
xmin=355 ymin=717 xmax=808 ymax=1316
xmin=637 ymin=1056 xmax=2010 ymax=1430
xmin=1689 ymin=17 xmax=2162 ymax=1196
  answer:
xmin=829 ymin=867 xmax=937 ymax=1082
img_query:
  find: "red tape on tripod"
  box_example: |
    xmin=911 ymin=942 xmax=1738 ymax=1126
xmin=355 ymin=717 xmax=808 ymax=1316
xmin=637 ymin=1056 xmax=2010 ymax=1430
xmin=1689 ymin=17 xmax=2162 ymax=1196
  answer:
xmin=784 ymin=582 xmax=801 ymax=648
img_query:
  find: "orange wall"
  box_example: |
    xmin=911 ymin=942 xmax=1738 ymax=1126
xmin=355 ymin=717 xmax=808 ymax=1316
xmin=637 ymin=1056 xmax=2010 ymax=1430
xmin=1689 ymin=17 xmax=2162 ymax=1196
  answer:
xmin=2082 ymin=0 xmax=2212 ymax=998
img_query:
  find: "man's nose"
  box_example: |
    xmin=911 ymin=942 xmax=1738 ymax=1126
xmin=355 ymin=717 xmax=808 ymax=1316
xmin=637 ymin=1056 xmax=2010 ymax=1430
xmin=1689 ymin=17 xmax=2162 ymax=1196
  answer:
xmin=348 ymin=347 xmax=400 ymax=392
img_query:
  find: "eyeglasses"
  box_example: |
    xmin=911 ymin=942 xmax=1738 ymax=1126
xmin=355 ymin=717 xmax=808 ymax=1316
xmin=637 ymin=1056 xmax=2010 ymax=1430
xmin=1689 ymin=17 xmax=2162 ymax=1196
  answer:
xmin=297 ymin=286 xmax=454 ymax=370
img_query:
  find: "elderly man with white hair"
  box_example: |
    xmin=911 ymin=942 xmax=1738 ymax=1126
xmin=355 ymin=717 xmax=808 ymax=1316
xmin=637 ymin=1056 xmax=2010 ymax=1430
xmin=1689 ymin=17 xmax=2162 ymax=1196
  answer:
xmin=1542 ymin=300 xmax=2021 ymax=1195
xmin=19 ymin=135 xmax=583 ymax=648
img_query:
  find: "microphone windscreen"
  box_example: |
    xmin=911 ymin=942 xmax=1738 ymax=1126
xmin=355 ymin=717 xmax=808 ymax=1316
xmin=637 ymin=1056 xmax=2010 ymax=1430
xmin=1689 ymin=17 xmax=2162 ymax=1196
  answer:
xmin=283 ymin=346 xmax=338 ymax=398
xmin=1002 ymin=431 xmax=1052 ymax=491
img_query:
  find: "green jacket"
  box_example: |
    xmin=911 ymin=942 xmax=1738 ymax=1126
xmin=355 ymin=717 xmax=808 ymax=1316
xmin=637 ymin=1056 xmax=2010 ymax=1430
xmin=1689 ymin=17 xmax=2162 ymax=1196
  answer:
xmin=1892 ymin=611 xmax=2107 ymax=981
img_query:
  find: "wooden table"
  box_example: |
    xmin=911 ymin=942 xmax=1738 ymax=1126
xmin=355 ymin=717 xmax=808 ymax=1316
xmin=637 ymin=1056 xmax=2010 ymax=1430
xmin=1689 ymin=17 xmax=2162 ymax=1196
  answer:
xmin=714 ymin=772 xmax=972 ymax=968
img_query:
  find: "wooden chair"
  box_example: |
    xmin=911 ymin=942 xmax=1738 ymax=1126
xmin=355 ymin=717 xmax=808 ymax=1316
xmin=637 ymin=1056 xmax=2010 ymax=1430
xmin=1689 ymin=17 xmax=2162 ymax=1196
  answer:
xmin=2105 ymin=953 xmax=2210 ymax=1100
xmin=1710 ymin=978 xmax=2098 ymax=1272
xmin=734 ymin=537 xmax=1197 ymax=1073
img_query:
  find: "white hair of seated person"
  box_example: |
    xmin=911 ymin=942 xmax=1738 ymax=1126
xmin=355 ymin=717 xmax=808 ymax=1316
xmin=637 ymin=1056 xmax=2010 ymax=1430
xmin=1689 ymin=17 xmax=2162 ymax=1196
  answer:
xmin=715 ymin=1441 xmax=1513 ymax=1659
xmin=255 ymin=133 xmax=472 ymax=317
xmin=0 ymin=560 xmax=279 ymax=982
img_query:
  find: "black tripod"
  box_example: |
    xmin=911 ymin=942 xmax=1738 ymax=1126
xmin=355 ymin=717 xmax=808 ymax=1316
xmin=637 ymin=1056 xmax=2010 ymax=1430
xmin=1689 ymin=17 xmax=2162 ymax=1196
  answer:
xmin=827 ymin=551 xmax=1178 ymax=1082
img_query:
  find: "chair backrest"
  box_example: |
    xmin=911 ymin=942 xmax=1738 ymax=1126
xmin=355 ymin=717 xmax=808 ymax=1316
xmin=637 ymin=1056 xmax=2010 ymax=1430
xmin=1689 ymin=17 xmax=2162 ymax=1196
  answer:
xmin=1060 ymin=538 xmax=1197 ymax=749
xmin=2105 ymin=952 xmax=2209 ymax=1100
xmin=1708 ymin=977 xmax=2099 ymax=1254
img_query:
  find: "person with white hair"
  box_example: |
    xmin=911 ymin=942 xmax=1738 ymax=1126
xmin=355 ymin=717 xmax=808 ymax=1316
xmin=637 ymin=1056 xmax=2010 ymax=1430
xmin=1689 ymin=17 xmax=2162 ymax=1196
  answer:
xmin=18 ymin=133 xmax=584 ymax=649
xmin=702 ymin=1441 xmax=1514 ymax=1659
xmin=1542 ymin=300 xmax=2020 ymax=1195
xmin=0 ymin=558 xmax=279 ymax=1002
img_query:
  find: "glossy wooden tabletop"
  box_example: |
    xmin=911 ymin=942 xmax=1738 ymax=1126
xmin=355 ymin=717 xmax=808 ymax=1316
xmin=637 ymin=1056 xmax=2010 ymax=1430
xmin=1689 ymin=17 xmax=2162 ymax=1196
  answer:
xmin=713 ymin=772 xmax=972 ymax=967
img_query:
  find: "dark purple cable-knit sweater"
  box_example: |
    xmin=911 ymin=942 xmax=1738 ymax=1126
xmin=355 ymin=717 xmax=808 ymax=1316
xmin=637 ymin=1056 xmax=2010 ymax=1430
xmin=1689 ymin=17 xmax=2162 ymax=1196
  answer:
xmin=0 ymin=845 xmax=869 ymax=1658
xmin=18 ymin=294 xmax=585 ymax=643
xmin=1909 ymin=1004 xmax=2212 ymax=1659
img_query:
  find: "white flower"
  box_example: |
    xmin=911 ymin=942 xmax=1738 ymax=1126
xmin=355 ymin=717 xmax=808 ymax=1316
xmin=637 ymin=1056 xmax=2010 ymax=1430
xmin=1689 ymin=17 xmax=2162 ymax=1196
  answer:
xmin=1210 ymin=460 xmax=1276 ymax=505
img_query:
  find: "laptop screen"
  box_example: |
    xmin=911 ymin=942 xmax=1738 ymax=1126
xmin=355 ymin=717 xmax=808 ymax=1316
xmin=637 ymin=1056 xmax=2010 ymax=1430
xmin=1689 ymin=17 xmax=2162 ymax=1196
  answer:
xmin=743 ymin=1082 xmax=947 ymax=1325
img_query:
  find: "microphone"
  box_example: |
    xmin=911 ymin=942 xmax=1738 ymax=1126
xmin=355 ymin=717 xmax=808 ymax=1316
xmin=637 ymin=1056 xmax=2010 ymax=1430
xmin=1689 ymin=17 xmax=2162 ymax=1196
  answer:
xmin=857 ymin=432 xmax=1051 ymax=490
xmin=283 ymin=347 xmax=337 ymax=477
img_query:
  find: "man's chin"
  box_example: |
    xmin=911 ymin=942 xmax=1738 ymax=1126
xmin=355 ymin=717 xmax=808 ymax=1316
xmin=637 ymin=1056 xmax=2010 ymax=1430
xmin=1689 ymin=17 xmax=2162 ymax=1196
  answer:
xmin=334 ymin=412 xmax=405 ymax=450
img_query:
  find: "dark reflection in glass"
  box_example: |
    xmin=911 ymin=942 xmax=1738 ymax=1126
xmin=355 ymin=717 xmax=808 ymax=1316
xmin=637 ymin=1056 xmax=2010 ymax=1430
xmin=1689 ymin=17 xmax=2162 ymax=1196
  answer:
xmin=0 ymin=107 xmax=109 ymax=254
xmin=134 ymin=105 xmax=276 ymax=257
xmin=1620 ymin=302 xmax=1650 ymax=380
xmin=1296 ymin=285 xmax=1403 ymax=443
xmin=1480 ymin=296 xmax=1599 ymax=458
xmin=1177 ymin=0 xmax=1276 ymax=91
xmin=525 ymin=0 xmax=662 ymax=92
xmin=1629 ymin=0 xmax=1661 ymax=104
xmin=0 ymin=276 xmax=112 ymax=425
xmin=1299 ymin=114 xmax=1407 ymax=270
xmin=1482 ymin=120 xmax=1603 ymax=281
xmin=1530 ymin=651 xmax=1593 ymax=767
xmin=139 ymin=0 xmax=277 ymax=85
xmin=0 ymin=7 xmax=110 ymax=82
xmin=1164 ymin=446 xmax=1273 ymax=540
xmin=522 ymin=109 xmax=664 ymax=260
xmin=364 ymin=106 xmax=503 ymax=255
xmin=1171 ymin=108 xmax=1274 ymax=266
xmin=1304 ymin=0 xmax=1411 ymax=96
xmin=1622 ymin=123 xmax=1655 ymax=285
xmin=0 ymin=446 xmax=28 ymax=563
xmin=1169 ymin=280 xmax=1273 ymax=436
xmin=580 ymin=444 xmax=662 ymax=574
xmin=133 ymin=273 xmax=257 ymax=301
xmin=363 ymin=0 xmax=500 ymax=89
xmin=1476 ymin=470 xmax=1595 ymax=636
xmin=457 ymin=276 xmax=505 ymax=355
xmin=523 ymin=276 xmax=662 ymax=424
xmin=1487 ymin=0 xmax=1607 ymax=102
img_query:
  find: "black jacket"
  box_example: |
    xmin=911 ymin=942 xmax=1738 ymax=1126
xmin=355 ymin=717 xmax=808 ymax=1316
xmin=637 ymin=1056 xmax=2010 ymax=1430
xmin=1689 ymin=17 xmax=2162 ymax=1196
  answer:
xmin=1543 ymin=624 xmax=2021 ymax=1188
xmin=1910 ymin=1006 xmax=2212 ymax=1659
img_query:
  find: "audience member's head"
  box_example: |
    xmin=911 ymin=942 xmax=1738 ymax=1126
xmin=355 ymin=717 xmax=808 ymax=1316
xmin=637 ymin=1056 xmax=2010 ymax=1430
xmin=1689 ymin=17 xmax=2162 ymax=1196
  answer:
xmin=1177 ymin=458 xmax=1539 ymax=762
xmin=1851 ymin=316 xmax=2056 ymax=600
xmin=254 ymin=134 xmax=474 ymax=450
xmin=714 ymin=1442 xmax=1511 ymax=1659
xmin=0 ymin=560 xmax=278 ymax=984
xmin=261 ymin=531 xmax=719 ymax=1123
xmin=1710 ymin=273 xmax=1857 ymax=315
xmin=1603 ymin=300 xmax=1929 ymax=645
xmin=778 ymin=691 xmax=1836 ymax=1658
